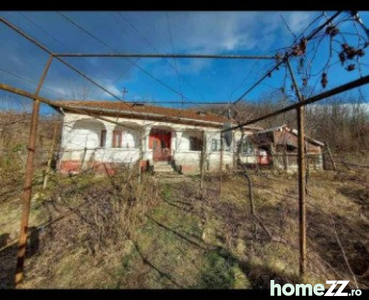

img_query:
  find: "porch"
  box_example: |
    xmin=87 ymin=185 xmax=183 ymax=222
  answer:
xmin=58 ymin=117 xmax=231 ymax=174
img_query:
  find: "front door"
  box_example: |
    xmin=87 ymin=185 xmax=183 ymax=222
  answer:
xmin=150 ymin=130 xmax=171 ymax=161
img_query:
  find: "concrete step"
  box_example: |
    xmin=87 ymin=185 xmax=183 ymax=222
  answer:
xmin=154 ymin=161 xmax=172 ymax=166
xmin=155 ymin=172 xmax=183 ymax=178
xmin=153 ymin=162 xmax=175 ymax=173
xmin=154 ymin=167 xmax=175 ymax=173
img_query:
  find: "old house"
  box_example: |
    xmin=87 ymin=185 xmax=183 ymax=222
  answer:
xmin=56 ymin=101 xmax=260 ymax=174
xmin=248 ymin=124 xmax=324 ymax=171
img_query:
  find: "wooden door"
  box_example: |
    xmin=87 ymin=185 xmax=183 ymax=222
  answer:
xmin=150 ymin=131 xmax=171 ymax=161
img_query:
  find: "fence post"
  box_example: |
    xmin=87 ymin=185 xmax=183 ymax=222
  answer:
xmin=219 ymin=132 xmax=224 ymax=194
xmin=283 ymin=151 xmax=288 ymax=171
xmin=138 ymin=128 xmax=145 ymax=184
xmin=326 ymin=142 xmax=336 ymax=171
xmin=15 ymin=55 xmax=53 ymax=287
xmin=43 ymin=121 xmax=58 ymax=189
xmin=200 ymin=130 xmax=206 ymax=192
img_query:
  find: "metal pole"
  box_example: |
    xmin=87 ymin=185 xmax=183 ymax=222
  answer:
xmin=42 ymin=121 xmax=58 ymax=189
xmin=0 ymin=83 xmax=147 ymax=131
xmin=15 ymin=55 xmax=53 ymax=287
xmin=54 ymin=53 xmax=276 ymax=59
xmin=219 ymin=132 xmax=224 ymax=194
xmin=296 ymin=106 xmax=306 ymax=278
xmin=125 ymin=101 xmax=232 ymax=105
xmin=0 ymin=17 xmax=127 ymax=105
xmin=138 ymin=129 xmax=144 ymax=184
xmin=230 ymin=11 xmax=341 ymax=108
xmin=200 ymin=130 xmax=206 ymax=191
xmin=222 ymin=74 xmax=369 ymax=133
xmin=0 ymin=82 xmax=228 ymax=130
xmin=285 ymin=58 xmax=306 ymax=278
xmin=326 ymin=142 xmax=337 ymax=171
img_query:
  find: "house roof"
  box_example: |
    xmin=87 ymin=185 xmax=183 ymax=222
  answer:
xmin=253 ymin=124 xmax=325 ymax=147
xmin=56 ymin=100 xmax=262 ymax=130
xmin=256 ymin=124 xmax=287 ymax=135
xmin=56 ymin=100 xmax=228 ymax=125
xmin=287 ymin=128 xmax=325 ymax=147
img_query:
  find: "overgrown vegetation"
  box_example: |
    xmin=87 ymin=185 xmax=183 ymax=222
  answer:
xmin=205 ymin=93 xmax=369 ymax=153
xmin=1 ymin=111 xmax=369 ymax=289
xmin=0 ymin=111 xmax=62 ymax=200
xmin=1 ymin=165 xmax=368 ymax=289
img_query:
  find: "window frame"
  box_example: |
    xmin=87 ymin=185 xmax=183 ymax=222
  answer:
xmin=240 ymin=139 xmax=254 ymax=154
xmin=189 ymin=136 xmax=202 ymax=151
xmin=211 ymin=139 xmax=219 ymax=152
xmin=112 ymin=130 xmax=123 ymax=148
xmin=100 ymin=129 xmax=107 ymax=148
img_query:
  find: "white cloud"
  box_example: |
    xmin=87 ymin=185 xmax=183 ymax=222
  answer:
xmin=103 ymin=84 xmax=121 ymax=97
xmin=147 ymin=11 xmax=317 ymax=74
xmin=287 ymin=12 xmax=315 ymax=34
xmin=0 ymin=11 xmax=320 ymax=100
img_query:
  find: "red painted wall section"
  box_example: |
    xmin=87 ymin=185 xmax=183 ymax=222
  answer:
xmin=180 ymin=165 xmax=198 ymax=174
xmin=59 ymin=160 xmax=81 ymax=174
xmin=59 ymin=160 xmax=150 ymax=175
xmin=257 ymin=150 xmax=270 ymax=165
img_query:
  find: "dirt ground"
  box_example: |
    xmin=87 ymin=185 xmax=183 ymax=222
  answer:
xmin=1 ymin=163 xmax=368 ymax=289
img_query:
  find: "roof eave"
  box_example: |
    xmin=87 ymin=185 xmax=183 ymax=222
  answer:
xmin=63 ymin=105 xmax=226 ymax=127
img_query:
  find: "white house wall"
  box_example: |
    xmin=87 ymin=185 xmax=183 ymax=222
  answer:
xmin=59 ymin=113 xmax=255 ymax=173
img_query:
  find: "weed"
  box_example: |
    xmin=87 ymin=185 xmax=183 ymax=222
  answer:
xmin=194 ymin=247 xmax=237 ymax=289
xmin=161 ymin=184 xmax=172 ymax=201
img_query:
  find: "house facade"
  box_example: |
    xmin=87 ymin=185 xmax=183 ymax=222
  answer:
xmin=57 ymin=101 xmax=260 ymax=175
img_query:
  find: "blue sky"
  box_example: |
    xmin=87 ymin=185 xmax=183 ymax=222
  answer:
xmin=0 ymin=11 xmax=368 ymax=114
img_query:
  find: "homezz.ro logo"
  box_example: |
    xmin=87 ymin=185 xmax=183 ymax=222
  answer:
xmin=270 ymin=280 xmax=362 ymax=296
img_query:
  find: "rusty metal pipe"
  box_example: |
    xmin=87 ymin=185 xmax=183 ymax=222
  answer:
xmin=219 ymin=132 xmax=224 ymax=194
xmin=0 ymin=17 xmax=127 ymax=105
xmin=15 ymin=55 xmax=53 ymax=287
xmin=286 ymin=58 xmax=307 ymax=278
xmin=223 ymin=74 xmax=369 ymax=132
xmin=231 ymin=11 xmax=342 ymax=107
xmin=55 ymin=53 xmax=276 ymax=59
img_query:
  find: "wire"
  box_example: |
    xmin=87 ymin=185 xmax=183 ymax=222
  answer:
xmin=57 ymin=12 xmax=191 ymax=102
xmin=166 ymin=12 xmax=185 ymax=109
xmin=116 ymin=12 xmax=206 ymax=101
xmin=0 ymin=66 xmax=72 ymax=99
xmin=17 ymin=12 xmax=117 ymax=84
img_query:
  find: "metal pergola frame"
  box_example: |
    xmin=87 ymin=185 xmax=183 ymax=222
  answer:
xmin=1 ymin=10 xmax=368 ymax=287
xmin=54 ymin=53 xmax=276 ymax=59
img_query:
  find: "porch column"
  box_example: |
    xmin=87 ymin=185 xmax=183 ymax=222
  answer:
xmin=143 ymin=125 xmax=152 ymax=160
xmin=202 ymin=130 xmax=208 ymax=171
xmin=105 ymin=123 xmax=115 ymax=149
xmin=176 ymin=130 xmax=183 ymax=153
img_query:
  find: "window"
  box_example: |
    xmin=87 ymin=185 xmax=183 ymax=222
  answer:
xmin=211 ymin=139 xmax=230 ymax=152
xmin=189 ymin=137 xmax=202 ymax=151
xmin=241 ymin=139 xmax=254 ymax=154
xmin=112 ymin=130 xmax=122 ymax=148
xmin=211 ymin=137 xmax=232 ymax=152
xmin=211 ymin=139 xmax=218 ymax=152
xmin=100 ymin=130 xmax=106 ymax=148
xmin=211 ymin=138 xmax=230 ymax=151
xmin=224 ymin=139 xmax=231 ymax=152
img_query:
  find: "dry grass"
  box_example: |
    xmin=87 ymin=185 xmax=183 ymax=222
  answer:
xmin=1 ymin=151 xmax=369 ymax=289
